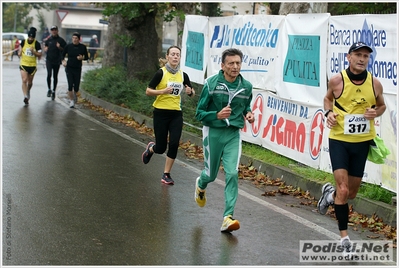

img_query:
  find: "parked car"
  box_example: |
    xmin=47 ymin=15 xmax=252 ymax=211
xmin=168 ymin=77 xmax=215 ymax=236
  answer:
xmin=2 ymin=32 xmax=28 ymax=42
xmin=2 ymin=32 xmax=28 ymax=57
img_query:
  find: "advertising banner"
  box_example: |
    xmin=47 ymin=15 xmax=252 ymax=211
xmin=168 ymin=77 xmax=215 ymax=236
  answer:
xmin=276 ymin=13 xmax=330 ymax=105
xmin=182 ymin=13 xmax=397 ymax=192
xmin=181 ymin=15 xmax=209 ymax=84
xmin=207 ymin=15 xmax=285 ymax=90
xmin=380 ymin=93 xmax=397 ymax=192
xmin=241 ymin=90 xmax=324 ymax=169
xmin=327 ymin=14 xmax=397 ymax=95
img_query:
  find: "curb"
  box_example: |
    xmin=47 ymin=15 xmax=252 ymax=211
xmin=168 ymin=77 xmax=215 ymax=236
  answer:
xmin=80 ymin=90 xmax=397 ymax=227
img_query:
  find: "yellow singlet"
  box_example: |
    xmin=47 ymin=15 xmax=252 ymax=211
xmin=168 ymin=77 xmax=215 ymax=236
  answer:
xmin=329 ymin=70 xmax=376 ymax=142
xmin=20 ymin=40 xmax=38 ymax=67
xmin=152 ymin=67 xmax=184 ymax=111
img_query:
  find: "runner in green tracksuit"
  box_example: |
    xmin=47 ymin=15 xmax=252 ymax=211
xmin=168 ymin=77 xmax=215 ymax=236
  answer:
xmin=194 ymin=48 xmax=255 ymax=232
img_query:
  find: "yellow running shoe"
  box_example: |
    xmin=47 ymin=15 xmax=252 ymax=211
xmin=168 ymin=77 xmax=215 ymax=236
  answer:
xmin=195 ymin=177 xmax=206 ymax=207
xmin=221 ymin=215 xmax=240 ymax=232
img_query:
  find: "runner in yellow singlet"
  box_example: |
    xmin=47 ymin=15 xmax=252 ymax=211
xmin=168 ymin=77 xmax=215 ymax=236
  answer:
xmin=18 ymin=27 xmax=42 ymax=105
xmin=318 ymin=42 xmax=386 ymax=256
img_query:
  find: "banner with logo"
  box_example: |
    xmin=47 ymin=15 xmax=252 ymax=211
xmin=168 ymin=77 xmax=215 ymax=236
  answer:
xmin=380 ymin=93 xmax=397 ymax=192
xmin=180 ymin=15 xmax=209 ymax=84
xmin=206 ymin=15 xmax=285 ymax=90
xmin=327 ymin=14 xmax=397 ymax=95
xmin=275 ymin=13 xmax=330 ymax=105
xmin=241 ymin=90 xmax=324 ymax=168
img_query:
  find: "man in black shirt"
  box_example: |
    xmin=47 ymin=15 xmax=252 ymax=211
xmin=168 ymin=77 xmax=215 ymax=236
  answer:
xmin=61 ymin=32 xmax=88 ymax=108
xmin=44 ymin=25 xmax=67 ymax=100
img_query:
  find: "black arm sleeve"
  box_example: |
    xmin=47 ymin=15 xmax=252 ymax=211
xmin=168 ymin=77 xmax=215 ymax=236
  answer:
xmin=61 ymin=38 xmax=67 ymax=49
xmin=35 ymin=41 xmax=42 ymax=51
xmin=183 ymin=72 xmax=192 ymax=88
xmin=148 ymin=69 xmax=163 ymax=89
xmin=82 ymin=45 xmax=89 ymax=60
xmin=61 ymin=44 xmax=67 ymax=59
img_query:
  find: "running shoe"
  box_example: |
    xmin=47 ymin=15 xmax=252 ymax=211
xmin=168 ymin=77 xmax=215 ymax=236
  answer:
xmin=161 ymin=173 xmax=174 ymax=185
xmin=317 ymin=182 xmax=335 ymax=215
xmin=47 ymin=89 xmax=52 ymax=97
xmin=23 ymin=96 xmax=29 ymax=105
xmin=142 ymin=142 xmax=155 ymax=164
xmin=195 ymin=177 xmax=206 ymax=207
xmin=70 ymin=100 xmax=75 ymax=108
xmin=221 ymin=215 xmax=240 ymax=232
xmin=51 ymin=90 xmax=55 ymax=100
xmin=341 ymin=238 xmax=354 ymax=257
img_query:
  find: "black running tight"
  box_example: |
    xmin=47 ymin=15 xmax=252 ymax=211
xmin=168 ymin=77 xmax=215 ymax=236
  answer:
xmin=46 ymin=62 xmax=61 ymax=90
xmin=152 ymin=108 xmax=183 ymax=159
xmin=66 ymin=68 xmax=82 ymax=92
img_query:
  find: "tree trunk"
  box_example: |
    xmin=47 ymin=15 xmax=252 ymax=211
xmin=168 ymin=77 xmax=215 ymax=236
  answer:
xmin=102 ymin=14 xmax=126 ymax=68
xmin=279 ymin=2 xmax=327 ymax=15
xmin=201 ymin=3 xmax=220 ymax=17
xmin=125 ymin=12 xmax=159 ymax=80
xmin=155 ymin=14 xmax=163 ymax=57
xmin=309 ymin=3 xmax=328 ymax=13
xmin=174 ymin=3 xmax=197 ymax=48
xmin=102 ymin=12 xmax=159 ymax=80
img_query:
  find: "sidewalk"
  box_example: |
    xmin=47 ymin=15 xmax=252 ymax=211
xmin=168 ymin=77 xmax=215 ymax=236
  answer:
xmin=80 ymin=90 xmax=397 ymax=227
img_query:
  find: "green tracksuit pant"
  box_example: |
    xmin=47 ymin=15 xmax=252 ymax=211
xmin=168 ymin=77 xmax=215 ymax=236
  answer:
xmin=198 ymin=125 xmax=241 ymax=217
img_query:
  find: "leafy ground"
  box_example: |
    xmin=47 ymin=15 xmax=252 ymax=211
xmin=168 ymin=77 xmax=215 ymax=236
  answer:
xmin=79 ymin=97 xmax=396 ymax=245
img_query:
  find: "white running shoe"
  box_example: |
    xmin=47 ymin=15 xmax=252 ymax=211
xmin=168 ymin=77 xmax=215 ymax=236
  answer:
xmin=317 ymin=182 xmax=335 ymax=215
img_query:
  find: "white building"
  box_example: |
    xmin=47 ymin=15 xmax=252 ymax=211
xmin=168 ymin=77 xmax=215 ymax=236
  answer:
xmin=29 ymin=3 xmax=108 ymax=48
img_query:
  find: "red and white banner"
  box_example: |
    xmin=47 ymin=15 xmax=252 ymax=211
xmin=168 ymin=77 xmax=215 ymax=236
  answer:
xmin=241 ymin=90 xmax=324 ymax=169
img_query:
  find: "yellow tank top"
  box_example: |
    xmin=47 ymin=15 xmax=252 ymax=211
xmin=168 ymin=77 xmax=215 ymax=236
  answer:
xmin=20 ymin=40 xmax=38 ymax=67
xmin=152 ymin=67 xmax=184 ymax=111
xmin=329 ymin=70 xmax=376 ymax=142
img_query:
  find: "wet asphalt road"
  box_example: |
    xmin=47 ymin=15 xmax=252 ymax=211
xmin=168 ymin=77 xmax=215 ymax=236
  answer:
xmin=2 ymin=60 xmax=396 ymax=266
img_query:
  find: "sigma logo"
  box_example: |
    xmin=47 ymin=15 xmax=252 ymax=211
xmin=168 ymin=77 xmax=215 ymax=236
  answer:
xmin=309 ymin=109 xmax=325 ymax=160
xmin=251 ymin=93 xmax=263 ymax=137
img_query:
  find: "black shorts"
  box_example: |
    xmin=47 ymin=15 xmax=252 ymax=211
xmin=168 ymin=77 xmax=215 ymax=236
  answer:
xmin=20 ymin=65 xmax=37 ymax=76
xmin=328 ymin=138 xmax=371 ymax=178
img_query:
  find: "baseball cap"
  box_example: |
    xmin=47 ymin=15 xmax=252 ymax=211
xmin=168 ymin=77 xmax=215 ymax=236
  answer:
xmin=348 ymin=42 xmax=373 ymax=53
xmin=50 ymin=25 xmax=58 ymax=30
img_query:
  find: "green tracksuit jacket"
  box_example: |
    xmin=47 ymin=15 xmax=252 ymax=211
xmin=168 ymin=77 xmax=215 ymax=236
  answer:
xmin=195 ymin=70 xmax=253 ymax=128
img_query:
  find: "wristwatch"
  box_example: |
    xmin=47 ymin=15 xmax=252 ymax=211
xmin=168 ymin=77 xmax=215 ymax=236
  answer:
xmin=324 ymin=109 xmax=333 ymax=118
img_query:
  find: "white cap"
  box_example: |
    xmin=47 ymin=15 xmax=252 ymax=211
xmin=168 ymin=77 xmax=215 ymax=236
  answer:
xmin=93 ymin=35 xmax=97 ymax=39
